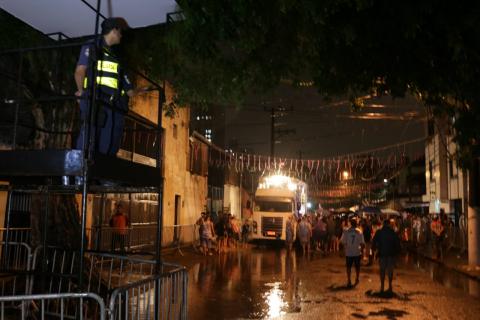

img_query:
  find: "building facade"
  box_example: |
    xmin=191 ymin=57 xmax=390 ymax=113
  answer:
xmin=132 ymin=82 xmax=209 ymax=245
xmin=422 ymin=118 xmax=468 ymax=221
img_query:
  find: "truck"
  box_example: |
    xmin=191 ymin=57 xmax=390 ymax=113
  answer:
xmin=250 ymin=174 xmax=307 ymax=241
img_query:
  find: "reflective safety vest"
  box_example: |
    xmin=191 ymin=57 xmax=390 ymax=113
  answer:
xmin=84 ymin=49 xmax=123 ymax=96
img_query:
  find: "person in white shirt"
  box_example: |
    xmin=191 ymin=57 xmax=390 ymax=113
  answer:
xmin=340 ymin=218 xmax=365 ymax=287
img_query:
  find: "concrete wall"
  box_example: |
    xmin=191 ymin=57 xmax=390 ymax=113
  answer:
xmin=132 ymin=82 xmax=207 ymax=244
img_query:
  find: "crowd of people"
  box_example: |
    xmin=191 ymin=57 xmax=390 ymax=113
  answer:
xmin=195 ymin=212 xmax=250 ymax=256
xmin=289 ymin=212 xmax=403 ymax=293
xmin=193 ymin=208 xmax=466 ymax=294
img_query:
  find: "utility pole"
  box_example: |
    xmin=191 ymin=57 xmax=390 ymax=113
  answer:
xmin=468 ymin=158 xmax=480 ymax=266
xmin=270 ymin=108 xmax=275 ymax=157
xmin=264 ymin=106 xmax=295 ymax=158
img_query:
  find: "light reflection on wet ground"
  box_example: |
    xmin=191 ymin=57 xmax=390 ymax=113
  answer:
xmin=186 ymin=246 xmax=479 ymax=319
xmin=399 ymin=251 xmax=480 ymax=298
xmin=188 ymin=247 xmax=300 ymax=319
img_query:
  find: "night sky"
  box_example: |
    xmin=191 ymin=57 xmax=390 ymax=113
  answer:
xmin=225 ymin=84 xmax=426 ymax=159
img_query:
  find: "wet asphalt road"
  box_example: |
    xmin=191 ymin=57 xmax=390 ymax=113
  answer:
xmin=169 ymin=245 xmax=480 ymax=319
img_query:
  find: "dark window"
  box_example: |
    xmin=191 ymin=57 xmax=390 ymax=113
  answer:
xmin=449 ymin=158 xmax=458 ymax=178
xmin=429 ymin=161 xmax=434 ymax=181
xmin=255 ymin=201 xmax=292 ymax=212
xmin=173 ymin=124 xmax=178 ymax=139
xmin=189 ymin=140 xmax=208 ymax=176
xmin=427 ymin=119 xmax=435 ymax=136
xmin=448 ymin=159 xmax=453 ymax=178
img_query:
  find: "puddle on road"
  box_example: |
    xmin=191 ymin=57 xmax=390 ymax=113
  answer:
xmin=400 ymin=252 xmax=480 ymax=298
xmin=188 ymin=249 xmax=302 ymax=319
xmin=187 ymin=248 xmax=479 ymax=319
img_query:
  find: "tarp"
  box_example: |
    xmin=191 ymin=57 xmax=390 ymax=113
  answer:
xmin=1 ymin=0 xmax=177 ymax=39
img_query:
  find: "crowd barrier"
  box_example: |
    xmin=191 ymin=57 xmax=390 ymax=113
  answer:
xmin=0 ymin=242 xmax=188 ymax=319
xmin=0 ymin=228 xmax=31 ymax=245
xmin=109 ymin=263 xmax=188 ymax=320
xmin=0 ymin=292 xmax=106 ymax=320
xmin=0 ymin=242 xmax=34 ymax=297
xmin=1 ymin=224 xmax=201 ymax=252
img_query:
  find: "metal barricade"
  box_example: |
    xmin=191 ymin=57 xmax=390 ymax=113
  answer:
xmin=0 ymin=241 xmax=32 ymax=271
xmin=88 ymin=225 xmax=158 ymax=252
xmin=0 ymin=228 xmax=31 ymax=245
xmin=108 ymin=263 xmax=188 ymax=320
xmin=84 ymin=224 xmax=201 ymax=252
xmin=85 ymin=252 xmax=156 ymax=294
xmin=0 ymin=242 xmax=33 ymax=297
xmin=31 ymin=247 xmax=156 ymax=296
xmin=0 ymin=245 xmax=187 ymax=319
xmin=31 ymin=246 xmax=79 ymax=295
xmin=128 ymin=225 xmax=158 ymax=250
xmin=0 ymin=292 xmax=106 ymax=320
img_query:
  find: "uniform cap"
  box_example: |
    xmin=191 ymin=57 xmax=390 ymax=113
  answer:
xmin=101 ymin=17 xmax=129 ymax=33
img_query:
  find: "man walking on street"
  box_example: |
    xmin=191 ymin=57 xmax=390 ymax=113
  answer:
xmin=372 ymin=219 xmax=401 ymax=294
xmin=340 ymin=218 xmax=365 ymax=288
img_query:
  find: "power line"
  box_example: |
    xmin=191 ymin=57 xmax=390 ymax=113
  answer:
xmin=334 ymin=137 xmax=426 ymax=158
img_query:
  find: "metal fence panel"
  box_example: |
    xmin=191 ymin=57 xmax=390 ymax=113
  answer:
xmin=31 ymin=247 xmax=156 ymax=296
xmin=88 ymin=225 xmax=158 ymax=252
xmin=0 ymin=292 xmax=106 ymax=320
xmin=0 ymin=228 xmax=31 ymax=245
xmin=0 ymin=242 xmax=33 ymax=298
xmin=109 ymin=264 xmax=188 ymax=320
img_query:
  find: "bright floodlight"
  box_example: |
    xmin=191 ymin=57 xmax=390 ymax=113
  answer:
xmin=262 ymin=174 xmax=297 ymax=190
xmin=287 ymin=182 xmax=297 ymax=191
xmin=266 ymin=174 xmax=290 ymax=186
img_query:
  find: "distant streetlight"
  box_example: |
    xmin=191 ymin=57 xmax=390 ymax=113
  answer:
xmin=383 ymin=178 xmax=388 ymax=184
xmin=342 ymin=170 xmax=349 ymax=180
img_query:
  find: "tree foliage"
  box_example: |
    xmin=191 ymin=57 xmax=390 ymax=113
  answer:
xmin=160 ymin=0 xmax=480 ymax=165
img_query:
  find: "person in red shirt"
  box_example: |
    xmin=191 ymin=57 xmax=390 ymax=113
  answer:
xmin=430 ymin=215 xmax=445 ymax=260
xmin=110 ymin=200 xmax=130 ymax=253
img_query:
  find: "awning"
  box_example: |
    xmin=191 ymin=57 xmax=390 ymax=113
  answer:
xmin=1 ymin=0 xmax=177 ymax=39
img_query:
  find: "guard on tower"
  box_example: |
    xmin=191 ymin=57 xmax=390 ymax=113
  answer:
xmin=74 ymin=17 xmax=138 ymax=155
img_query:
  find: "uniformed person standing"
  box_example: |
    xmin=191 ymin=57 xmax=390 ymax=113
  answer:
xmin=74 ymin=17 xmax=138 ymax=155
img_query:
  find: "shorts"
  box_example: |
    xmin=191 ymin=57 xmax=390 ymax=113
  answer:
xmin=346 ymin=255 xmax=361 ymax=269
xmin=201 ymin=238 xmax=211 ymax=248
xmin=379 ymin=256 xmax=396 ymax=272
